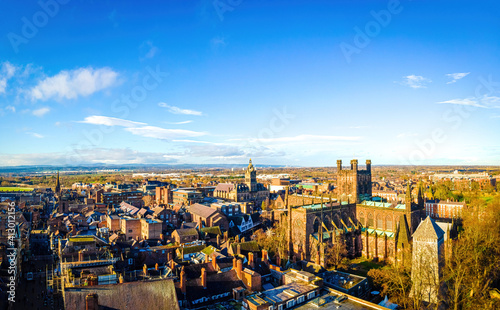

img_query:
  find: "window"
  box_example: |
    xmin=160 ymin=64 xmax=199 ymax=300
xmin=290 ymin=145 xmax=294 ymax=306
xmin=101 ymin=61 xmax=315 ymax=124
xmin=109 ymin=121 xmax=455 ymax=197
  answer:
xmin=359 ymin=212 xmax=365 ymax=226
xmin=386 ymin=216 xmax=393 ymax=231
xmin=297 ymin=296 xmax=305 ymax=304
xmin=286 ymin=300 xmax=295 ymax=308
xmin=377 ymin=215 xmax=384 ymax=229
xmin=307 ymin=291 xmax=315 ymax=300
xmin=367 ymin=213 xmax=374 ymax=227
xmin=278 ymin=305 xmax=283 ymax=310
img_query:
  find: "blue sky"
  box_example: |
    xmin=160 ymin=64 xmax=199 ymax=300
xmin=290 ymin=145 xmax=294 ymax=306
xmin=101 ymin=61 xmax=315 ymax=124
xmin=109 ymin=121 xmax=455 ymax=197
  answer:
xmin=0 ymin=0 xmax=499 ymax=167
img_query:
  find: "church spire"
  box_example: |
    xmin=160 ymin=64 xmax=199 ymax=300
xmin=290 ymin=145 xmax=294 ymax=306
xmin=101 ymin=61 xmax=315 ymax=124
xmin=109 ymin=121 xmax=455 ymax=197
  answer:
xmin=55 ymin=170 xmax=61 ymax=196
xmin=405 ymin=182 xmax=412 ymax=208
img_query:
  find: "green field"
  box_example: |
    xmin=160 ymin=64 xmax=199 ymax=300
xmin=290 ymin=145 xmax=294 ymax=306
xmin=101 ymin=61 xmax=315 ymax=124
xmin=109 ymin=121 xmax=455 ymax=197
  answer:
xmin=0 ymin=187 xmax=34 ymax=192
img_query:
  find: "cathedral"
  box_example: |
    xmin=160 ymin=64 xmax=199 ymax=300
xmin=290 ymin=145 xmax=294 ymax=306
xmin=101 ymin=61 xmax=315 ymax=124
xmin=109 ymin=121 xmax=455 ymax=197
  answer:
xmin=213 ymin=159 xmax=270 ymax=209
xmin=284 ymin=159 xmax=425 ymax=265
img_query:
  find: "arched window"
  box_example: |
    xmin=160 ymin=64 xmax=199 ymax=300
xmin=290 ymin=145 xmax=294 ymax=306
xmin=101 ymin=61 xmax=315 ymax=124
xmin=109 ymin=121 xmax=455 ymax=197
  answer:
xmin=377 ymin=215 xmax=384 ymax=229
xmin=367 ymin=213 xmax=374 ymax=227
xmin=386 ymin=215 xmax=393 ymax=231
xmin=359 ymin=212 xmax=365 ymax=227
xmin=313 ymin=218 xmax=320 ymax=234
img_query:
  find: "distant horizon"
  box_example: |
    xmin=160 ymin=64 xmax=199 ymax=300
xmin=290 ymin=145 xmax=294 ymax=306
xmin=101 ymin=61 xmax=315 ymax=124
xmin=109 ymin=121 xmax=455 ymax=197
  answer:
xmin=1 ymin=1 xmax=499 ymax=167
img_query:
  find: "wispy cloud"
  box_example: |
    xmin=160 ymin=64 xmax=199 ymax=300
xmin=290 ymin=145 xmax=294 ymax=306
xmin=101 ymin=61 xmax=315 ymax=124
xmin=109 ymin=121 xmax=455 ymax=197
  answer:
xmin=0 ymin=61 xmax=18 ymax=94
xmin=32 ymin=107 xmax=50 ymax=117
xmin=5 ymin=105 xmax=15 ymax=113
xmin=27 ymin=132 xmax=44 ymax=138
xmin=158 ymin=102 xmax=202 ymax=115
xmin=231 ymin=134 xmax=361 ymax=144
xmin=80 ymin=115 xmax=146 ymax=127
xmin=30 ymin=67 xmax=119 ymax=101
xmin=446 ymin=72 xmax=470 ymax=84
xmin=437 ymin=95 xmax=500 ymax=108
xmin=397 ymin=75 xmax=431 ymax=89
xmin=140 ymin=41 xmax=159 ymax=60
xmin=124 ymin=125 xmax=206 ymax=140
xmin=165 ymin=120 xmax=193 ymax=125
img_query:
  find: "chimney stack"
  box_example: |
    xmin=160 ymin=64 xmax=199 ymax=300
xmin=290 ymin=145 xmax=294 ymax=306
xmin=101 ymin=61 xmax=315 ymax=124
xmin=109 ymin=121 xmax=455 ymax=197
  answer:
xmin=233 ymin=256 xmax=237 ymax=270
xmin=78 ymin=250 xmax=84 ymax=262
xmin=237 ymin=244 xmax=241 ymax=256
xmin=366 ymin=159 xmax=372 ymax=173
xmin=201 ymin=267 xmax=207 ymax=289
xmin=180 ymin=267 xmax=186 ymax=294
xmin=262 ymin=249 xmax=269 ymax=265
xmin=248 ymin=252 xmax=255 ymax=269
xmin=216 ymin=234 xmax=220 ymax=247
xmin=85 ymin=293 xmax=99 ymax=310
xmin=212 ymin=253 xmax=217 ymax=270
xmin=337 ymin=160 xmax=342 ymax=171
xmin=236 ymin=259 xmax=243 ymax=280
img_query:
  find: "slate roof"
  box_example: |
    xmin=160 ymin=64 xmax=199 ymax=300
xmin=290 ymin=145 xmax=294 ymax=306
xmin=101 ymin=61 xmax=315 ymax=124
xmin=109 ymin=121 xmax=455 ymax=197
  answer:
xmin=174 ymin=228 xmax=198 ymax=237
xmin=412 ymin=216 xmax=445 ymax=240
xmin=215 ymin=183 xmax=234 ymax=192
xmin=64 ymin=279 xmax=179 ymax=310
xmin=177 ymin=269 xmax=244 ymax=306
xmin=188 ymin=203 xmax=217 ymax=219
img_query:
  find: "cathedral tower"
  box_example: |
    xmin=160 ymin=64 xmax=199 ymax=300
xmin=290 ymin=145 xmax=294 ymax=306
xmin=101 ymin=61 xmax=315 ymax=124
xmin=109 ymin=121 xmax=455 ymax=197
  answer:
xmin=245 ymin=159 xmax=257 ymax=192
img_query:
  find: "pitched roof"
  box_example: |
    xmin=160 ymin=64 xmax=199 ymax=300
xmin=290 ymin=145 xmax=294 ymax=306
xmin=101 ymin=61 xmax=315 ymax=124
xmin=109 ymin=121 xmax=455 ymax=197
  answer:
xmin=64 ymin=279 xmax=179 ymax=310
xmin=215 ymin=183 xmax=234 ymax=192
xmin=174 ymin=228 xmax=198 ymax=237
xmin=397 ymin=214 xmax=411 ymax=247
xmin=412 ymin=216 xmax=445 ymax=240
xmin=188 ymin=203 xmax=217 ymax=219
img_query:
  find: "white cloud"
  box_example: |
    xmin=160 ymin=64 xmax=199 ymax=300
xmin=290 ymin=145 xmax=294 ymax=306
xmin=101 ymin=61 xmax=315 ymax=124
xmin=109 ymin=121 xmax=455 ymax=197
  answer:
xmin=0 ymin=61 xmax=18 ymax=94
xmin=31 ymin=67 xmax=119 ymax=101
xmin=481 ymin=95 xmax=500 ymax=107
xmin=125 ymin=125 xmax=206 ymax=140
xmin=446 ymin=72 xmax=470 ymax=84
xmin=32 ymin=107 xmax=50 ymax=117
xmin=437 ymin=95 xmax=500 ymax=108
xmin=5 ymin=105 xmax=15 ymax=113
xmin=0 ymin=148 xmax=180 ymax=166
xmin=0 ymin=79 xmax=6 ymax=94
xmin=80 ymin=115 xmax=146 ymax=127
xmin=165 ymin=120 xmax=193 ymax=125
xmin=158 ymin=102 xmax=202 ymax=115
xmin=231 ymin=134 xmax=361 ymax=144
xmin=27 ymin=132 xmax=44 ymax=138
xmin=398 ymin=75 xmax=431 ymax=89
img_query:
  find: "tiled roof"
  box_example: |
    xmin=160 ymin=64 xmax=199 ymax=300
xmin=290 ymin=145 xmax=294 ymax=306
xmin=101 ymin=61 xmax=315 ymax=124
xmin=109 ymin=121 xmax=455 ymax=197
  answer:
xmin=174 ymin=228 xmax=198 ymax=237
xmin=215 ymin=183 xmax=234 ymax=192
xmin=188 ymin=203 xmax=217 ymax=219
xmin=64 ymin=279 xmax=179 ymax=310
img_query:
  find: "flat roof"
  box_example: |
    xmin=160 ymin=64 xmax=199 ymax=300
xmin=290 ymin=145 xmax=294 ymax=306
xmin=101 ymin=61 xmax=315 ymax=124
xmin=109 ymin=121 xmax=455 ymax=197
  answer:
xmin=294 ymin=290 xmax=387 ymax=310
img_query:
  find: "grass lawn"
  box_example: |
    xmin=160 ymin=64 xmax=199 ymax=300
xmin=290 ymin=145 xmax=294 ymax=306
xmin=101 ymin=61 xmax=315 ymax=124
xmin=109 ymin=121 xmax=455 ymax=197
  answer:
xmin=340 ymin=257 xmax=386 ymax=277
xmin=0 ymin=187 xmax=34 ymax=192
